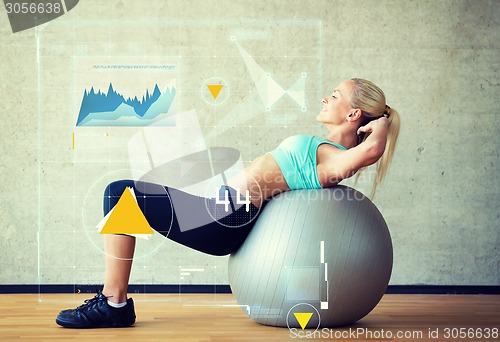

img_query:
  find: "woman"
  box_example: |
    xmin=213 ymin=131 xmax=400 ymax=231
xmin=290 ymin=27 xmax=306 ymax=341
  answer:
xmin=55 ymin=78 xmax=400 ymax=328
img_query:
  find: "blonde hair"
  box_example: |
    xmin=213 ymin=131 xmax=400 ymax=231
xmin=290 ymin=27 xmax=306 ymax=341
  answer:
xmin=350 ymin=78 xmax=401 ymax=198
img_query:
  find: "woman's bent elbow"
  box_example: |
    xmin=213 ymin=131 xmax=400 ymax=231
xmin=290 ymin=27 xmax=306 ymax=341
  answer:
xmin=368 ymin=141 xmax=386 ymax=160
xmin=361 ymin=142 xmax=385 ymax=167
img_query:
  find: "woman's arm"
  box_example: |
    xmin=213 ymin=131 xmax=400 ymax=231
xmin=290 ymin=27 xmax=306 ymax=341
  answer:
xmin=356 ymin=116 xmax=389 ymax=161
xmin=324 ymin=117 xmax=389 ymax=182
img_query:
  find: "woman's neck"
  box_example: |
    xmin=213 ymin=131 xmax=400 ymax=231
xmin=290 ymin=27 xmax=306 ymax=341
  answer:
xmin=324 ymin=127 xmax=358 ymax=149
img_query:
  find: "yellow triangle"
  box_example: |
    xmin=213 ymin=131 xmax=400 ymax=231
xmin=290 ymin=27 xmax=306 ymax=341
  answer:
xmin=207 ymin=84 xmax=223 ymax=100
xmin=100 ymin=187 xmax=154 ymax=235
xmin=293 ymin=312 xmax=313 ymax=330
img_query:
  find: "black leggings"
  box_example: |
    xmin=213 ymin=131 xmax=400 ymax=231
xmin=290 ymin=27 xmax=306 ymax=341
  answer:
xmin=103 ymin=180 xmax=261 ymax=256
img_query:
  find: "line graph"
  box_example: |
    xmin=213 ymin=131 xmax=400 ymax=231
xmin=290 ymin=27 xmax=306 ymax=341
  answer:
xmin=76 ymin=82 xmax=176 ymax=126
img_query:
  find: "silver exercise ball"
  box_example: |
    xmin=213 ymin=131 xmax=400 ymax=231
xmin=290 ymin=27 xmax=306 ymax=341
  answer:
xmin=228 ymin=186 xmax=393 ymax=328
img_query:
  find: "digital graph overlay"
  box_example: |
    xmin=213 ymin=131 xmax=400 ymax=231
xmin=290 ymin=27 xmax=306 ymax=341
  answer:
xmin=74 ymin=56 xmax=178 ymax=126
xmin=38 ymin=20 xmax=321 ymax=295
xmin=76 ymin=83 xmax=176 ymax=126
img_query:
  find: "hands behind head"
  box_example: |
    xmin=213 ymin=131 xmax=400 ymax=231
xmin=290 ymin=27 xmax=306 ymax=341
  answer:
xmin=357 ymin=116 xmax=389 ymax=136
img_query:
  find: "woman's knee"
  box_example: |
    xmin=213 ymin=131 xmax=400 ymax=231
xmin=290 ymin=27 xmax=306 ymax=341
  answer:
xmin=103 ymin=180 xmax=136 ymax=214
xmin=103 ymin=180 xmax=135 ymax=198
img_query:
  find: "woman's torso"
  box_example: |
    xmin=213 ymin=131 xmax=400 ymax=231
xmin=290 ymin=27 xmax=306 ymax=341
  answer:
xmin=229 ymin=136 xmax=346 ymax=208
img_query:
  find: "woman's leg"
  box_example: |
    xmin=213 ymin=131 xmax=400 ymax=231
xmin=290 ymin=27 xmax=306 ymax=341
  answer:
xmin=56 ymin=180 xmax=140 ymax=328
xmin=102 ymin=234 xmax=135 ymax=304
xmin=56 ymin=180 xmax=260 ymax=328
xmin=159 ymin=185 xmax=261 ymax=255
xmin=100 ymin=180 xmax=140 ymax=303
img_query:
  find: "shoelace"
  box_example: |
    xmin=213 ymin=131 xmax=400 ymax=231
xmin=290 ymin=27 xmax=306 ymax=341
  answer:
xmin=75 ymin=291 xmax=111 ymax=312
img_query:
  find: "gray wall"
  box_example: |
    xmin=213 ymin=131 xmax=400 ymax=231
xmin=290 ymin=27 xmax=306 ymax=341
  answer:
xmin=0 ymin=0 xmax=498 ymax=286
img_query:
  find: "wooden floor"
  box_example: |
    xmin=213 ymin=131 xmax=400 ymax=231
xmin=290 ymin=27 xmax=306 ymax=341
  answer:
xmin=0 ymin=294 xmax=498 ymax=341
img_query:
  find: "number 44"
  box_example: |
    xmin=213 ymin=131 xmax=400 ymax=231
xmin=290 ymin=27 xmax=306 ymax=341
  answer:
xmin=216 ymin=188 xmax=251 ymax=212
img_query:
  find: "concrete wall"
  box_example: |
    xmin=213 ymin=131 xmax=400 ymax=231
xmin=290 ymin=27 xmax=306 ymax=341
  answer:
xmin=0 ymin=0 xmax=498 ymax=286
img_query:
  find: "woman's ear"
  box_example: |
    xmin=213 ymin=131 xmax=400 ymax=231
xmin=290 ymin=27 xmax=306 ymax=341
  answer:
xmin=347 ymin=108 xmax=363 ymax=122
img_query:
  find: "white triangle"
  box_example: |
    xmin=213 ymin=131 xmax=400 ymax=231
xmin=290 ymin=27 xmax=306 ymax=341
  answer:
xmin=267 ymin=76 xmax=286 ymax=108
xmin=286 ymin=76 xmax=305 ymax=107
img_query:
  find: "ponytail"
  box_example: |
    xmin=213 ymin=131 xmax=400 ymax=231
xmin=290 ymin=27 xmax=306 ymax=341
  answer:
xmin=350 ymin=78 xmax=401 ymax=198
xmin=371 ymin=107 xmax=400 ymax=197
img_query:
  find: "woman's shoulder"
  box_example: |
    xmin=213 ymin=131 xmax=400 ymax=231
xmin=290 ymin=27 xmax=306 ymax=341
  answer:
xmin=280 ymin=134 xmax=314 ymax=145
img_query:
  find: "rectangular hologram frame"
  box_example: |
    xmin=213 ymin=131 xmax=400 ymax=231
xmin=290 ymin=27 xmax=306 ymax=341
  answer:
xmin=37 ymin=19 xmax=323 ymax=296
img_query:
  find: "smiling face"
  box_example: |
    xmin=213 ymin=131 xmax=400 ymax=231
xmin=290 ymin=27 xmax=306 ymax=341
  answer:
xmin=316 ymin=80 xmax=356 ymax=125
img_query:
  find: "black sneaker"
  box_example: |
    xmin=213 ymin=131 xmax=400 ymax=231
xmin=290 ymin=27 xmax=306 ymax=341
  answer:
xmin=56 ymin=291 xmax=136 ymax=328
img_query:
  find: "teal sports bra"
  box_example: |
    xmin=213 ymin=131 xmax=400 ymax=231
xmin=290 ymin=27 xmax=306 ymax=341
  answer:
xmin=268 ymin=135 xmax=347 ymax=189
